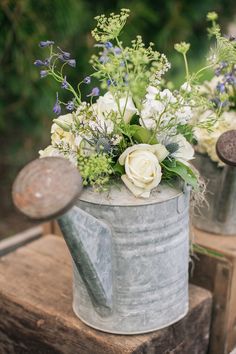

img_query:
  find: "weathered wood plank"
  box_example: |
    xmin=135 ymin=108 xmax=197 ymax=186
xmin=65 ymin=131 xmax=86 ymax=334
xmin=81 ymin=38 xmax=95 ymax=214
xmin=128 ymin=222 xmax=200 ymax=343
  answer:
xmin=0 ymin=235 xmax=212 ymax=354
xmin=191 ymin=227 xmax=236 ymax=354
xmin=0 ymin=226 xmax=43 ymax=257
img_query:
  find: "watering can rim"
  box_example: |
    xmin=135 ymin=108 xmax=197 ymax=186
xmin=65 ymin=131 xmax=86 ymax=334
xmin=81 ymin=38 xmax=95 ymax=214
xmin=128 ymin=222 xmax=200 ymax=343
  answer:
xmin=78 ymin=180 xmax=187 ymax=207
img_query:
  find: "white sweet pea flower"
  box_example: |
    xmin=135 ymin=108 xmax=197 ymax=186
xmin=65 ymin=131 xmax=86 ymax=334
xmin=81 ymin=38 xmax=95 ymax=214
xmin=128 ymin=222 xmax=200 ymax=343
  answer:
xmin=52 ymin=113 xmax=73 ymax=132
xmin=140 ymin=100 xmax=165 ymax=129
xmin=39 ymin=145 xmax=78 ymax=166
xmin=169 ymin=134 xmax=194 ymax=162
xmin=180 ymin=82 xmax=191 ymax=92
xmin=118 ymin=144 xmax=169 ymax=198
xmin=92 ymin=92 xmax=137 ymax=133
xmin=145 ymin=85 xmax=160 ymax=100
xmin=160 ymin=89 xmax=177 ymax=103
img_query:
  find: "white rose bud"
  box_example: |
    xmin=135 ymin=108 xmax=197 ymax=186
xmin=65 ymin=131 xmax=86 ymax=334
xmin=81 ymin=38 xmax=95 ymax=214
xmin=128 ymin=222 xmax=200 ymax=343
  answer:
xmin=119 ymin=144 xmax=168 ymax=198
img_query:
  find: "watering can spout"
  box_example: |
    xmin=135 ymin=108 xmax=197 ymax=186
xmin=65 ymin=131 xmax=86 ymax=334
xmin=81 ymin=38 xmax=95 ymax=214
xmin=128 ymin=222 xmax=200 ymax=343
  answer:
xmin=12 ymin=157 xmax=113 ymax=315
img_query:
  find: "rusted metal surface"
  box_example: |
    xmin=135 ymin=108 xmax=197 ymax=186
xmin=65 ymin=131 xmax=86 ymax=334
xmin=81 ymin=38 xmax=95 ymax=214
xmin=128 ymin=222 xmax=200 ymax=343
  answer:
xmin=216 ymin=130 xmax=236 ymax=167
xmin=12 ymin=157 xmax=83 ymax=221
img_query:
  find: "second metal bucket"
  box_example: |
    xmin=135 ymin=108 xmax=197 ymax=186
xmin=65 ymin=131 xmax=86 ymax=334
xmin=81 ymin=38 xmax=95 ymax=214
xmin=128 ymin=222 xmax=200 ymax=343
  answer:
xmin=192 ymin=153 xmax=236 ymax=235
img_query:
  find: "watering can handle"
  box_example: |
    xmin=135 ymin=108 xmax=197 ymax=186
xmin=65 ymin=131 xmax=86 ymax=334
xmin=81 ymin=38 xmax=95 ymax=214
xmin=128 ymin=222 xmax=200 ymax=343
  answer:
xmin=215 ymin=130 xmax=236 ymax=223
xmin=12 ymin=157 xmax=113 ymax=313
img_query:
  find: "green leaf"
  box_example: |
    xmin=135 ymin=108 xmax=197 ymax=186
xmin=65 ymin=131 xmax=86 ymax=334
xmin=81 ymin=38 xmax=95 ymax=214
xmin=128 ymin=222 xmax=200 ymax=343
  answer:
xmin=162 ymin=159 xmax=198 ymax=189
xmin=129 ymin=125 xmax=158 ymax=144
xmin=129 ymin=114 xmax=140 ymax=125
xmin=113 ymin=161 xmax=125 ymax=175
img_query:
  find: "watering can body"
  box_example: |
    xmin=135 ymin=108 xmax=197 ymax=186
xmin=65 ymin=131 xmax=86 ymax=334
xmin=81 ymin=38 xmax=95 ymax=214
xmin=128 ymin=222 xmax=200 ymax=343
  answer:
xmin=192 ymin=153 xmax=236 ymax=235
xmin=12 ymin=157 xmax=190 ymax=334
xmin=59 ymin=182 xmax=190 ymax=334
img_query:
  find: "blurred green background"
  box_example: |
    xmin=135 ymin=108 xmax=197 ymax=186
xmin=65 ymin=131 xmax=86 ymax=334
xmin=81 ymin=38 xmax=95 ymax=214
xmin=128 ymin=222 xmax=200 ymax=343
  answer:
xmin=1 ymin=0 xmax=236 ymax=237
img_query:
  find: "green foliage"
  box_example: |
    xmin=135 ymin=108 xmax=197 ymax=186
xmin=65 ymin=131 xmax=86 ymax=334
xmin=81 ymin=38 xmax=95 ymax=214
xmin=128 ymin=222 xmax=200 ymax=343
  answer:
xmin=78 ymin=153 xmax=113 ymax=190
xmin=1 ymin=0 xmax=236 ymax=145
xmin=162 ymin=158 xmax=198 ymax=189
xmin=129 ymin=125 xmax=158 ymax=144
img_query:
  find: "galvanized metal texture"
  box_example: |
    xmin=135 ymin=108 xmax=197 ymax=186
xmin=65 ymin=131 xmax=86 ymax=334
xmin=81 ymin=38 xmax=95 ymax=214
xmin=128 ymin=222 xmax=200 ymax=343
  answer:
xmin=192 ymin=153 xmax=236 ymax=235
xmin=12 ymin=157 xmax=83 ymax=221
xmin=71 ymin=182 xmax=190 ymax=334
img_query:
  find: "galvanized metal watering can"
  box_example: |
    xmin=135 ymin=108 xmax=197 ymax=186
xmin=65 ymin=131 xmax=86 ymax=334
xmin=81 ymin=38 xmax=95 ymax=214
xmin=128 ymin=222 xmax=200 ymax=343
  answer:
xmin=13 ymin=157 xmax=190 ymax=334
xmin=193 ymin=130 xmax=236 ymax=235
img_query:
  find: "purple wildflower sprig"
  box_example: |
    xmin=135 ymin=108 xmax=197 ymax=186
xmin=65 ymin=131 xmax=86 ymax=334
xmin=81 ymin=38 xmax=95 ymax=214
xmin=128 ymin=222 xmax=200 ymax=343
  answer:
xmin=211 ymin=61 xmax=236 ymax=110
xmin=35 ymin=40 xmax=82 ymax=113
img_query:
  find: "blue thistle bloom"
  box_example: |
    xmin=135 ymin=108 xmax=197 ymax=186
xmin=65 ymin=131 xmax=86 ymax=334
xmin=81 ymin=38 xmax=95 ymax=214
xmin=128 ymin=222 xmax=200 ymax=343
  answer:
xmin=40 ymin=70 xmax=48 ymax=78
xmin=87 ymin=87 xmax=100 ymax=97
xmin=61 ymin=76 xmax=69 ymax=89
xmin=34 ymin=59 xmax=45 ymax=66
xmin=216 ymin=82 xmax=226 ymax=93
xmin=221 ymin=61 xmax=228 ymax=68
xmin=53 ymin=93 xmax=61 ymax=115
xmin=215 ymin=67 xmax=221 ymax=76
xmin=105 ymin=41 xmax=113 ymax=49
xmin=225 ymin=73 xmax=235 ymax=85
xmin=66 ymin=101 xmax=74 ymax=111
xmin=67 ymin=59 xmax=76 ymax=67
xmin=83 ymin=76 xmax=91 ymax=84
xmin=39 ymin=40 xmax=54 ymax=48
xmin=211 ymin=97 xmax=221 ymax=108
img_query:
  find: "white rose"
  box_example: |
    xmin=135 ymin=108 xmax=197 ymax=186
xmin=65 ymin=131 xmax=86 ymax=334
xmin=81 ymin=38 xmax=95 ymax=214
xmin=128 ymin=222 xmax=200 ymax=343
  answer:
xmin=118 ymin=144 xmax=169 ymax=198
xmin=170 ymin=134 xmax=194 ymax=162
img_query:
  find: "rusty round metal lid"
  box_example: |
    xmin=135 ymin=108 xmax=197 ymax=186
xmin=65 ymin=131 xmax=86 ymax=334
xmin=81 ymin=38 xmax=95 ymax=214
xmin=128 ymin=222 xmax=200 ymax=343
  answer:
xmin=216 ymin=130 xmax=236 ymax=167
xmin=12 ymin=157 xmax=83 ymax=221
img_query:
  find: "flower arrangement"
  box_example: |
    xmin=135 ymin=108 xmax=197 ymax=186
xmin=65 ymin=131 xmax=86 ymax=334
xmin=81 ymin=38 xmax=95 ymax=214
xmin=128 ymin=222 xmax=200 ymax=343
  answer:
xmin=37 ymin=9 xmax=219 ymax=198
xmin=194 ymin=12 xmax=236 ymax=166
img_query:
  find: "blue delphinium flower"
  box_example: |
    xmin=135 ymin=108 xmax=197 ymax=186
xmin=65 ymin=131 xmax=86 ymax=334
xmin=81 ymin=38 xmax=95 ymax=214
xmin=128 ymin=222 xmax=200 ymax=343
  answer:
xmin=66 ymin=101 xmax=74 ymax=111
xmin=83 ymin=76 xmax=91 ymax=84
xmin=61 ymin=76 xmax=69 ymax=89
xmin=40 ymin=70 xmax=48 ymax=78
xmin=39 ymin=40 xmax=54 ymax=48
xmin=87 ymin=87 xmax=100 ymax=97
xmin=34 ymin=60 xmax=45 ymax=66
xmin=67 ymin=59 xmax=76 ymax=67
xmin=105 ymin=41 xmax=113 ymax=49
xmin=99 ymin=55 xmax=109 ymax=64
xmin=53 ymin=93 xmax=61 ymax=115
xmin=113 ymin=47 xmax=122 ymax=55
xmin=57 ymin=47 xmax=71 ymax=60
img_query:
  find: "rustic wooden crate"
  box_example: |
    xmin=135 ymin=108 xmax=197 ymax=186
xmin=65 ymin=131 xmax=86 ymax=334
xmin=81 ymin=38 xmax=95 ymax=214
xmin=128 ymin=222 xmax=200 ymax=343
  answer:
xmin=0 ymin=235 xmax=212 ymax=354
xmin=191 ymin=227 xmax=236 ymax=354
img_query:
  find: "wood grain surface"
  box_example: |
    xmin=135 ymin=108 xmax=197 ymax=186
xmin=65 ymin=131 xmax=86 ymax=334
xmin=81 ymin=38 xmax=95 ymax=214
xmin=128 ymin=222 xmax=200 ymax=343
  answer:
xmin=0 ymin=235 xmax=212 ymax=354
xmin=192 ymin=227 xmax=236 ymax=354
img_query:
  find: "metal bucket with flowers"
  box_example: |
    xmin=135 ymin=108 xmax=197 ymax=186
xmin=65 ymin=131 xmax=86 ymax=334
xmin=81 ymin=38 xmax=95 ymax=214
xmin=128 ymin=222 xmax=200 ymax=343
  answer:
xmin=12 ymin=10 xmax=227 ymax=333
xmin=192 ymin=13 xmax=236 ymax=235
